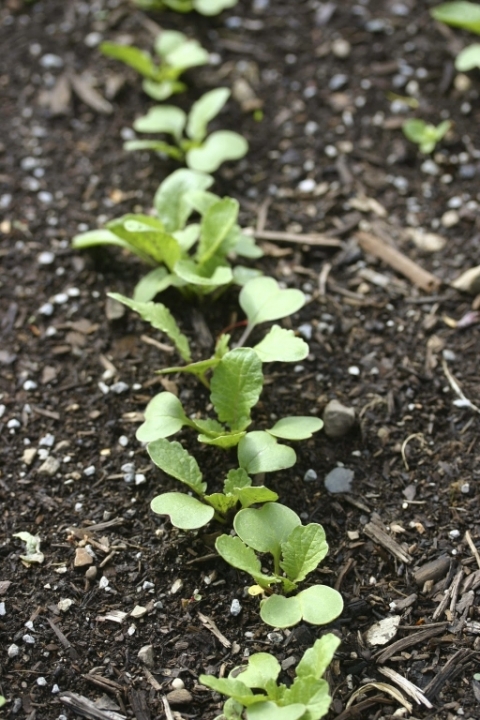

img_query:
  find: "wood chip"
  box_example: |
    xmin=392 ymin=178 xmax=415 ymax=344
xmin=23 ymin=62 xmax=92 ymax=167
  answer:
xmin=60 ymin=691 xmax=126 ymax=720
xmin=423 ymin=648 xmax=472 ymax=700
xmin=355 ymin=230 xmax=441 ymax=292
xmin=0 ymin=580 xmax=12 ymax=594
xmin=69 ymin=72 xmax=113 ymax=115
xmin=128 ymin=690 xmax=151 ymax=720
xmin=363 ymin=515 xmax=413 ymax=565
xmin=247 ymin=228 xmax=342 ymax=248
xmin=198 ymin=612 xmax=231 ymax=648
xmin=413 ymin=554 xmax=451 ymax=586
xmin=375 ymin=625 xmax=447 ymax=663
xmin=378 ymin=666 xmax=433 ymax=708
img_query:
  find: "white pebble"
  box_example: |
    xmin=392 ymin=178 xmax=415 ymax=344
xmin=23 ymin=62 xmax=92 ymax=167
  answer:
xmin=7 ymin=419 xmax=21 ymax=429
xmin=99 ymin=576 xmax=109 ymax=589
xmin=298 ymin=178 xmax=316 ymax=193
xmin=111 ymin=382 xmax=129 ymax=394
xmin=171 ymin=678 xmax=185 ymax=690
xmin=118 ymin=435 xmax=129 ymax=447
xmin=74 ymin=503 xmax=83 ymax=512
xmin=38 ymin=191 xmax=53 ymax=204
xmin=449 ymin=529 xmax=460 ymax=540
xmin=127 ymin=625 xmax=136 ymax=636
xmin=0 ymin=602 xmax=5 ymax=616
xmin=303 ymin=469 xmax=318 ymax=482
xmin=53 ymin=293 xmax=69 ymax=304
xmin=39 ymin=434 xmax=55 ymax=447
xmin=441 ymin=210 xmax=460 ymax=228
xmin=348 ymin=366 xmax=360 ymax=376
xmin=38 ymin=251 xmax=55 ymax=265
xmin=298 ymin=323 xmax=312 ymax=340
xmin=135 ymin=473 xmax=146 ymax=485
xmin=8 ymin=643 xmax=20 ymax=657
xmin=37 ymin=677 xmax=47 ymax=687
xmin=40 ymin=53 xmax=63 ymax=69
xmin=83 ymin=465 xmax=95 ymax=477
xmin=51 ymin=684 xmax=60 ymax=694
xmin=421 ymin=160 xmax=439 ymax=176
xmin=230 ymin=599 xmax=242 ymax=616
xmin=461 ymin=482 xmax=470 ymax=494
xmin=39 ymin=302 xmax=54 ymax=316
xmin=67 ymin=287 xmax=80 ymax=297
xmin=84 ymin=31 xmax=103 ymax=47
xmin=23 ymin=634 xmax=35 ymax=644
xmin=23 ymin=380 xmax=38 ymax=391
xmin=331 ymin=38 xmax=351 ymax=58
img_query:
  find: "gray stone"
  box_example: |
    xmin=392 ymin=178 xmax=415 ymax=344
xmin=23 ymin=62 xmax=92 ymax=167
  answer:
xmin=323 ymin=399 xmax=356 ymax=438
xmin=325 ymin=467 xmax=354 ymax=494
xmin=38 ymin=456 xmax=60 ymax=476
xmin=137 ymin=644 xmax=155 ymax=667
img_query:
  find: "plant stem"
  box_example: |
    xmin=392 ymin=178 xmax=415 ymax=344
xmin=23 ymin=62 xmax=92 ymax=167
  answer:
xmin=235 ymin=323 xmax=253 ymax=348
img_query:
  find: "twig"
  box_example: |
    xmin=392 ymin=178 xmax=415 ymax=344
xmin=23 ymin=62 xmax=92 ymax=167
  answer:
xmin=256 ymin=198 xmax=270 ymax=232
xmin=198 ymin=612 xmax=231 ymax=648
xmin=465 ymin=531 xmax=480 ymax=570
xmin=141 ymin=334 xmax=175 ymax=354
xmin=378 ymin=667 xmax=433 ymax=708
xmin=246 ymin=228 xmax=342 ymax=247
xmin=318 ymin=263 xmax=332 ymax=296
xmin=161 ymin=696 xmax=175 ymax=720
xmin=442 ymin=359 xmax=480 ymax=414
xmin=401 ymin=433 xmax=426 ymax=471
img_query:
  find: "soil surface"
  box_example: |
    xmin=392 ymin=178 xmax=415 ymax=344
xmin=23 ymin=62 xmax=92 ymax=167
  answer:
xmin=2 ymin=1 xmax=480 ymax=719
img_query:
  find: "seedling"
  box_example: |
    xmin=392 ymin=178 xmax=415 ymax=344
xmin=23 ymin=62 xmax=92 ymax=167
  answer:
xmin=101 ymin=31 xmax=208 ymax=101
xmin=431 ymin=2 xmax=480 ymax=70
xmin=402 ymin=118 xmax=452 ymax=154
xmin=124 ymin=87 xmax=248 ymax=172
xmin=149 ymin=441 xmax=278 ymax=529
xmin=133 ymin=0 xmax=238 ymax=15
xmin=200 ymin=633 xmax=340 ymax=720
xmin=215 ymin=503 xmax=343 ymax=628
xmin=72 ymin=170 xmax=261 ymax=301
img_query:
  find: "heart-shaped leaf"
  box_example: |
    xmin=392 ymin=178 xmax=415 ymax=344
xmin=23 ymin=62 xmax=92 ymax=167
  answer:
xmin=456 ymin=43 xmax=480 ymax=70
xmin=282 ymin=677 xmax=331 ymax=720
xmin=239 ymin=277 xmax=305 ymax=330
xmin=260 ymin=595 xmax=302 ymax=628
xmin=154 ymin=29 xmax=187 ymax=57
xmin=247 ymin=703 xmax=307 ymax=720
xmin=135 ymin=392 xmax=189 ymax=443
xmin=260 ymin=585 xmax=343 ymax=628
xmin=253 ymin=326 xmax=309 ymax=363
xmin=267 ymin=416 xmax=323 ymax=441
xmin=147 ymin=438 xmax=206 ymax=494
xmin=280 ymin=524 xmax=328 ymax=583
xmin=236 ymin=486 xmax=278 ymax=507
xmin=164 ymin=38 xmax=209 ymax=70
xmin=233 ymin=653 xmax=281 ymax=690
xmin=237 ymin=432 xmax=296 ymax=474
xmin=194 ymin=0 xmax=239 ymax=14
xmin=187 ymin=88 xmax=230 ymax=142
xmin=233 ymin=503 xmax=300 ymax=557
xmin=210 ymin=348 xmax=263 ymax=431
xmin=187 ymin=131 xmax=248 ymax=172
xmin=106 ymin=214 xmax=181 ymax=268
xmin=151 ymin=492 xmax=213 ymax=529
xmin=133 ymin=105 xmax=186 ymax=142
xmin=153 ymin=168 xmax=213 ymax=233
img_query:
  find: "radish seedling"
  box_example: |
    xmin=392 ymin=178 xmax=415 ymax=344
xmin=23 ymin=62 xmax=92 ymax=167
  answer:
xmin=402 ymin=118 xmax=452 ymax=154
xmin=431 ymin=2 xmax=480 ymax=71
xmin=133 ymin=0 xmax=238 ymax=15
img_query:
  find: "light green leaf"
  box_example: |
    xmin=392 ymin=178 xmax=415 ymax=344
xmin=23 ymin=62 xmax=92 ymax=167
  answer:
xmin=196 ymin=198 xmax=239 ymax=266
xmin=199 ymin=676 xmax=260 ymax=707
xmin=431 ymin=2 xmax=480 ymax=33
xmin=234 ymin=503 xmax=300 ymax=557
xmin=237 ymin=432 xmax=296 ymax=474
xmin=133 ymin=267 xmax=183 ymax=303
xmin=187 ymin=87 xmax=230 ymax=142
xmin=232 ymin=266 xmax=263 ymax=287
xmin=216 ymin=535 xmax=279 ymax=587
xmin=204 ymin=492 xmax=238 ymax=515
xmin=72 ymin=229 xmax=136 ymax=254
xmin=222 ymin=698 xmax=244 ymax=720
xmin=247 ymin=703 xmax=307 ymax=720
xmin=143 ymin=78 xmax=186 ymax=101
xmin=192 ymin=418 xmax=225 ymax=436
xmin=223 ymin=468 xmax=251 ymax=493
xmin=236 ymin=486 xmax=278 ymax=507
xmin=154 ymin=168 xmax=213 ymax=233
xmin=280 ymin=524 xmax=329 ymax=584
xmin=298 ymin=585 xmax=344 ymax=625
xmin=282 ymin=677 xmax=331 ymax=720
xmin=194 ymin=0 xmax=238 ymax=13
xmin=107 ymin=214 xmax=181 ymax=268
xmin=155 ymin=29 xmax=188 ymax=58
xmin=158 ymin=356 xmax=220 ymax=382
xmin=124 ymin=139 xmax=184 ymax=159
xmin=108 ymin=293 xmax=191 ymax=361
xmin=134 ymin=106 xmax=187 ymax=142
xmin=151 ymin=492 xmax=214 ymax=529
xmin=136 ymin=392 xmax=190 ymax=443
xmin=174 ymin=224 xmax=200 ymax=251
xmin=253 ymin=326 xmax=309 ymax=363
xmin=185 ymin=189 xmax=220 ymax=216
xmin=267 ymin=416 xmax=323 ymax=441
xmin=240 ymin=277 xmax=305 ymax=330
xmin=296 ymin=634 xmax=341 ymax=680
xmin=210 ymin=348 xmax=263 ymax=431
xmin=148 ymin=438 xmax=206 ymax=494
xmin=100 ymin=42 xmax=155 ymax=78
xmin=260 ymin=595 xmax=303 ymax=628
xmin=234 ymin=653 xmax=281 ymax=690
xmin=174 ymin=259 xmax=233 ymax=288
xmin=198 ymin=431 xmax=246 ymax=448
xmin=166 ymin=39 xmax=209 ymax=69
xmin=187 ymin=131 xmax=248 ymax=173
xmin=13 ymin=532 xmax=44 ymax=564
xmin=233 ymin=233 xmax=264 ymax=259
xmin=456 ymin=43 xmax=480 ymax=70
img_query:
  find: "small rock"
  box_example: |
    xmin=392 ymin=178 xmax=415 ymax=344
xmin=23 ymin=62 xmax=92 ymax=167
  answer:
xmin=329 ymin=73 xmax=348 ymax=91
xmin=130 ymin=605 xmax=147 ymax=619
xmin=323 ymin=399 xmax=356 ymax=439
xmin=39 ymin=433 xmax=55 ymax=447
xmin=23 ymin=447 xmax=37 ymax=465
xmin=441 ymin=209 xmax=460 ymax=228
xmin=37 ymin=676 xmax=47 ymax=686
xmin=105 ymin=296 xmax=126 ymax=320
xmin=452 ymin=265 xmax=480 ymax=295
xmin=166 ymin=689 xmax=193 ymax=705
xmin=38 ymin=251 xmax=55 ymax=265
xmin=8 ymin=643 xmax=20 ymax=657
xmin=171 ymin=678 xmax=185 ymax=690
xmin=74 ymin=548 xmax=94 ymax=568
xmin=365 ymin=615 xmax=401 ymax=646
xmin=110 ymin=382 xmax=129 ymax=394
xmin=303 ymin=469 xmax=318 ymax=482
xmin=57 ymin=598 xmax=74 ymax=612
xmin=40 ymin=53 xmax=64 ymax=69
xmin=230 ymin=599 xmax=242 ymax=616
xmin=38 ymin=456 xmax=60 ymax=476
xmin=85 ymin=566 xmax=98 ymax=580
xmin=331 ymin=38 xmax=351 ymax=58
xmin=325 ymin=467 xmax=354 ymax=494
xmin=137 ymin=644 xmax=155 ymax=667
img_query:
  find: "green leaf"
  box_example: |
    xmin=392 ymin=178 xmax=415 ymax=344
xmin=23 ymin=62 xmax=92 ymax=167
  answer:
xmin=260 ymin=595 xmax=303 ymax=628
xmin=240 ymin=277 xmax=305 ymax=330
xmin=210 ymin=348 xmax=263 ymax=431
xmin=215 ymin=535 xmax=279 ymax=587
xmin=232 ymin=233 xmax=264 ymax=259
xmin=296 ymin=634 xmax=341 ymax=680
xmin=136 ymin=392 xmax=190 ymax=443
xmin=148 ymin=438 xmax=206 ymax=494
xmin=194 ymin=0 xmax=238 ymax=13
xmin=151 ymin=492 xmax=214 ymax=529
xmin=133 ymin=106 xmax=186 ymax=142
xmin=234 ymin=653 xmax=281 ymax=690
xmin=236 ymin=486 xmax=278 ymax=507
xmin=232 ymin=266 xmax=263 ymax=286
xmin=124 ymin=139 xmax=184 ymax=159
xmin=174 ymin=259 xmax=233 ymax=289
xmin=198 ymin=431 xmax=246 ymax=448
xmin=100 ymin=42 xmax=155 ymax=78
xmin=106 ymin=214 xmax=181 ymax=268
xmin=187 ymin=131 xmax=248 ymax=173
xmin=154 ymin=168 xmax=213 ymax=233
xmin=282 ymin=677 xmax=331 ymax=720
xmin=204 ymin=492 xmax=238 ymax=515
xmin=72 ymin=229 xmax=137 ymax=254
xmin=246 ymin=703 xmax=307 ymax=720
xmin=280 ymin=524 xmax=329 ymax=583
xmin=298 ymin=585 xmax=344 ymax=625
xmin=267 ymin=416 xmax=323 ymax=441
xmin=199 ymin=676 xmax=261 ymax=707
xmin=196 ymin=198 xmax=239 ymax=266
xmin=192 ymin=418 xmax=225 ymax=436
xmin=222 ymin=698 xmax=244 ymax=720
xmin=187 ymin=88 xmax=230 ymax=142
xmin=431 ymin=2 xmax=480 ymax=34
xmin=165 ymin=38 xmax=209 ymax=69
xmin=237 ymin=432 xmax=296 ymax=474
xmin=223 ymin=468 xmax=251 ymax=494
xmin=234 ymin=503 xmax=300 ymax=557
xmin=174 ymin=224 xmax=200 ymax=251
xmin=143 ymin=78 xmax=186 ymax=101
xmin=154 ymin=29 xmax=188 ymax=58
xmin=455 ymin=42 xmax=480 ymax=70
xmin=253 ymin=326 xmax=309 ymax=363
xmin=158 ymin=356 xmax=220 ymax=382
xmin=133 ymin=267 xmax=183 ymax=303
xmin=108 ymin=293 xmax=191 ymax=362
xmin=186 ymin=189 xmax=221 ymax=215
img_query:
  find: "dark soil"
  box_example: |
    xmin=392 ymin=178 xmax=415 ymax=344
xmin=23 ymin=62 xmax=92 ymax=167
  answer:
xmin=2 ymin=1 xmax=480 ymax=718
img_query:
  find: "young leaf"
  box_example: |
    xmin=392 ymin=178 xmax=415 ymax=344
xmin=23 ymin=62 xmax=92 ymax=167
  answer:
xmin=108 ymin=293 xmax=191 ymax=362
xmin=222 ymin=698 xmax=244 ymax=720
xmin=267 ymin=416 xmax=323 ymax=441
xmin=165 ymin=38 xmax=209 ymax=70
xmin=253 ymin=326 xmax=308 ymax=363
xmin=237 ymin=432 xmax=296 ymax=474
xmin=174 ymin=224 xmax=200 ymax=252
xmin=236 ymin=486 xmax=278 ymax=508
xmin=232 ymin=232 xmax=264 ymax=259
xmin=194 ymin=0 xmax=239 ymax=14
xmin=123 ymin=139 xmax=184 ymax=159
xmin=106 ymin=214 xmax=181 ymax=268
xmin=148 ymin=438 xmax=206 ymax=494
xmin=455 ymin=43 xmax=480 ymax=70
xmin=187 ymin=131 xmax=249 ymax=173
xmin=280 ymin=524 xmax=329 ymax=584
xmin=100 ymin=42 xmax=155 ymax=78
xmin=246 ymin=703 xmax=307 ymax=720
xmin=133 ymin=267 xmax=184 ymax=303
xmin=210 ymin=348 xmax=263 ymax=431
xmin=431 ymin=1 xmax=480 ymax=33
xmin=234 ymin=503 xmax=300 ymax=557
xmin=136 ymin=392 xmax=190 ymax=443
xmin=260 ymin=594 xmax=303 ymax=628
xmin=72 ymin=229 xmax=137 ymax=253
xmin=215 ymin=535 xmax=279 ymax=587
xmin=281 ymin=677 xmax=331 ymax=720
xmin=153 ymin=168 xmax=213 ymax=233
xmin=174 ymin=259 xmax=233 ymax=289
xmin=204 ymin=492 xmax=238 ymax=515
xmin=143 ymin=79 xmax=185 ymax=101
xmin=233 ymin=654 xmax=281 ymax=690
xmin=199 ymin=676 xmax=260 ymax=707
xmin=185 ymin=188 xmax=220 ymax=215
xmin=198 ymin=431 xmax=246 ymax=448
xmin=296 ymin=585 xmax=344 ymax=625
xmin=196 ymin=198 xmax=239 ymax=266
xmin=187 ymin=87 xmax=230 ymax=142
xmin=155 ymin=29 xmax=187 ymax=57
xmin=295 ymin=634 xmax=341 ymax=680
xmin=232 ymin=266 xmax=263 ymax=287
xmin=223 ymin=468 xmax=251 ymax=493
xmin=133 ymin=105 xmax=186 ymax=142
xmin=158 ymin=356 xmax=220 ymax=385
xmin=239 ymin=277 xmax=305 ymax=330
xmin=151 ymin=492 xmax=214 ymax=529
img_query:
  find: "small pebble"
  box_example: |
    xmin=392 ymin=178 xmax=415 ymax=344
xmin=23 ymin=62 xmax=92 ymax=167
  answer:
xmin=7 ymin=419 xmax=21 ymax=429
xmin=230 ymin=599 xmax=242 ymax=616
xmin=0 ymin=602 xmax=5 ymax=616
xmin=38 ymin=251 xmax=55 ymax=265
xmin=38 ymin=456 xmax=60 ymax=476
xmin=8 ymin=643 xmax=20 ymax=658
xmin=298 ymin=178 xmax=316 ymax=193
xmin=37 ymin=677 xmax=47 ymax=687
xmin=331 ymin=38 xmax=351 ymax=58
xmin=53 ymin=292 xmax=69 ymax=304
xmin=137 ymin=644 xmax=154 ymax=667
xmin=267 ymin=632 xmax=283 ymax=644
xmin=74 ymin=548 xmax=94 ymax=568
xmin=83 ymin=465 xmax=95 ymax=477
xmin=40 ymin=53 xmax=64 ymax=69
xmin=38 ymin=191 xmax=53 ymax=204
xmin=323 ymin=399 xmax=356 ymax=439
xmin=303 ymin=469 xmax=318 ymax=482
xmin=461 ymin=482 xmax=470 ymax=494
xmin=99 ymin=576 xmax=110 ymax=589
xmin=135 ymin=473 xmax=146 ymax=485
xmin=85 ymin=566 xmax=98 ymax=580
xmin=421 ymin=160 xmax=440 ymax=176
xmin=348 ymin=366 xmax=360 ymax=376
xmin=449 ymin=529 xmax=461 ymax=540
xmin=39 ymin=302 xmax=54 ymax=316
xmin=111 ymin=382 xmax=129 ymax=394
xmin=171 ymin=678 xmax=185 ymax=690
xmin=51 ymin=684 xmax=60 ymax=694
xmin=39 ymin=433 xmax=55 ymax=447
xmin=23 ymin=380 xmax=38 ymax=391
xmin=325 ymin=467 xmax=354 ymax=494
xmin=329 ymin=73 xmax=348 ymax=90
xmin=441 ymin=210 xmax=460 ymax=228
xmin=84 ymin=31 xmax=103 ymax=47
xmin=23 ymin=634 xmax=35 ymax=644
xmin=118 ymin=435 xmax=129 ymax=447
